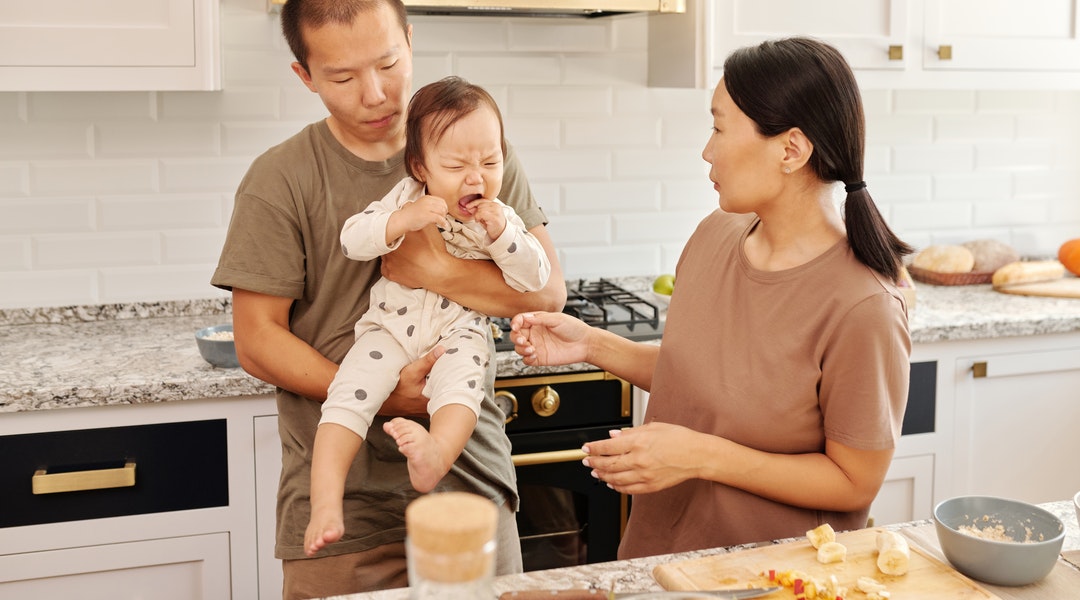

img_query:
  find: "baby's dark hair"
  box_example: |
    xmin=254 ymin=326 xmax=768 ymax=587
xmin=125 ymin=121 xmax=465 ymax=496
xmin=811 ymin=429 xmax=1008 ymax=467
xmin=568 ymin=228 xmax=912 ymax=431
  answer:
xmin=404 ymin=76 xmax=506 ymax=181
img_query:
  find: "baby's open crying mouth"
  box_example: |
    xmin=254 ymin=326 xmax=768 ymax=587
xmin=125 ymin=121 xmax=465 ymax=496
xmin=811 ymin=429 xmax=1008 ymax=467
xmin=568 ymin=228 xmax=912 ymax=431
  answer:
xmin=458 ymin=193 xmax=482 ymax=213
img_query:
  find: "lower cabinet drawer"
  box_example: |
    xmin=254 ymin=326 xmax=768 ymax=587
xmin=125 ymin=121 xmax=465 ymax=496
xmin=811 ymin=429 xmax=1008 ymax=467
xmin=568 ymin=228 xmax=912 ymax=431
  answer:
xmin=0 ymin=532 xmax=230 ymax=599
xmin=0 ymin=419 xmax=229 ymax=528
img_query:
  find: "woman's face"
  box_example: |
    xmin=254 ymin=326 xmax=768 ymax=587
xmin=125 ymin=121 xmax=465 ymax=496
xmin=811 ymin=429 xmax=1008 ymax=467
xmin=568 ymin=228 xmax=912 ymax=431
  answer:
xmin=701 ymin=79 xmax=785 ymax=213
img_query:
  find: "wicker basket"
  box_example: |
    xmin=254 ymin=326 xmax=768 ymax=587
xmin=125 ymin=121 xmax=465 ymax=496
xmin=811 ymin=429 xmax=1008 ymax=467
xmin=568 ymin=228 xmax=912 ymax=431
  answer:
xmin=908 ymin=265 xmax=994 ymax=286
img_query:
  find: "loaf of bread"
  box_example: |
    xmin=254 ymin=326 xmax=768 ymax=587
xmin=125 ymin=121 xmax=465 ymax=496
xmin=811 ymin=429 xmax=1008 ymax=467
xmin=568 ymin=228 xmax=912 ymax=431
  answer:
xmin=991 ymin=260 xmax=1066 ymax=287
xmin=912 ymin=245 xmax=975 ymax=273
xmin=961 ymin=239 xmax=1019 ymax=273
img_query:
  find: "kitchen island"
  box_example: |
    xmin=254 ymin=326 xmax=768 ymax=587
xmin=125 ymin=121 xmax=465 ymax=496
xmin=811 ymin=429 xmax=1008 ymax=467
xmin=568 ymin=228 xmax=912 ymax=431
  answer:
xmin=329 ymin=499 xmax=1080 ymax=600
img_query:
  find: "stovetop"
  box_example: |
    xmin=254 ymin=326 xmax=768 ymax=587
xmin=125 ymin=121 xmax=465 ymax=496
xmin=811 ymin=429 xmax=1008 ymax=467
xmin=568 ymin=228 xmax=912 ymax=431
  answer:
xmin=492 ymin=278 xmax=664 ymax=352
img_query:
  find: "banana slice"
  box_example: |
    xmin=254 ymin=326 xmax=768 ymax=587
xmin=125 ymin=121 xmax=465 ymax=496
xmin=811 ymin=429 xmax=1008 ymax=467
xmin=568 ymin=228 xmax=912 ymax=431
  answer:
xmin=876 ymin=530 xmax=910 ymax=575
xmin=806 ymin=523 xmax=836 ymax=549
xmin=816 ymin=541 xmax=847 ymax=564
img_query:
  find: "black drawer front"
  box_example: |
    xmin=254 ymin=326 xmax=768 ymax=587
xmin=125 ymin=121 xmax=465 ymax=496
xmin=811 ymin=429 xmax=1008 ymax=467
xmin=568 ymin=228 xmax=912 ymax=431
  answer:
xmin=902 ymin=360 xmax=936 ymax=436
xmin=0 ymin=419 xmax=229 ymax=528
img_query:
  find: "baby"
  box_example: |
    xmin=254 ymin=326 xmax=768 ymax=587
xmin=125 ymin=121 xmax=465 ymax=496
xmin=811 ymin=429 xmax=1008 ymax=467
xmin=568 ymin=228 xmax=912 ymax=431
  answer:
xmin=304 ymin=76 xmax=551 ymax=556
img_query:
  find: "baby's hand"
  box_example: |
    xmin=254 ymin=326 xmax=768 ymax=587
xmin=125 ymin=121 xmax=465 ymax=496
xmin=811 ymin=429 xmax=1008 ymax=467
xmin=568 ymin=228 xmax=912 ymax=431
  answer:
xmin=398 ymin=195 xmax=450 ymax=232
xmin=468 ymin=199 xmax=506 ymax=239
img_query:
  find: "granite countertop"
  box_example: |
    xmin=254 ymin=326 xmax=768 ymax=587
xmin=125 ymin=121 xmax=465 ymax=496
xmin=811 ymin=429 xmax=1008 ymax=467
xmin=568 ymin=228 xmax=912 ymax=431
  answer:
xmin=329 ymin=499 xmax=1080 ymax=600
xmin=4 ymin=278 xmax=1080 ymax=413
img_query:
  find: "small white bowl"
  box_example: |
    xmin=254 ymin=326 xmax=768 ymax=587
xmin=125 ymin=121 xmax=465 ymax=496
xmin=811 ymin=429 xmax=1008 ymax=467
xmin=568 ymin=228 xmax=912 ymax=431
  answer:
xmin=651 ymin=291 xmax=671 ymax=306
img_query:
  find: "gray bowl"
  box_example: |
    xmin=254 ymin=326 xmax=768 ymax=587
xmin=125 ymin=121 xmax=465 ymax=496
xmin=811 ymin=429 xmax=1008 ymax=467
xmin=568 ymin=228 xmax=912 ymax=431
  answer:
xmin=195 ymin=324 xmax=239 ymax=368
xmin=934 ymin=495 xmax=1064 ymax=586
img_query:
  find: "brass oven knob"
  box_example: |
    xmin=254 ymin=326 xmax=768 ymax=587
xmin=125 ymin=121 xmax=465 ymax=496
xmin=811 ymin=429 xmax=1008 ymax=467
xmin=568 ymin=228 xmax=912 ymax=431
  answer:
xmin=531 ymin=385 xmax=560 ymax=417
xmin=494 ymin=390 xmax=519 ymax=424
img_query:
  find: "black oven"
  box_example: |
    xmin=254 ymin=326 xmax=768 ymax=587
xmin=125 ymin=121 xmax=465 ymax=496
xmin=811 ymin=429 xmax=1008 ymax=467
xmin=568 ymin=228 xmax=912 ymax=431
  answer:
xmin=494 ymin=371 xmax=633 ymax=571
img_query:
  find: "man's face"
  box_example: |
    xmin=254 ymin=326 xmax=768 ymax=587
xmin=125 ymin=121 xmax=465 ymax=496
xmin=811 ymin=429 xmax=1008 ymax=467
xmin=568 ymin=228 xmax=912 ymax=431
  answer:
xmin=291 ymin=3 xmax=413 ymax=155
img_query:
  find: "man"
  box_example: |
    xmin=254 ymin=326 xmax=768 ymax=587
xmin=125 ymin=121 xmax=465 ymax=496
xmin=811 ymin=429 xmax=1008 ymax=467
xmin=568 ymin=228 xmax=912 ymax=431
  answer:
xmin=210 ymin=1 xmax=565 ymax=597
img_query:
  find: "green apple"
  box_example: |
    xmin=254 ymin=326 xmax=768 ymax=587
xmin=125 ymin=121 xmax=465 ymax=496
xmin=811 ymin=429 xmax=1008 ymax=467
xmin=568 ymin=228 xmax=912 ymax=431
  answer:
xmin=652 ymin=274 xmax=675 ymax=296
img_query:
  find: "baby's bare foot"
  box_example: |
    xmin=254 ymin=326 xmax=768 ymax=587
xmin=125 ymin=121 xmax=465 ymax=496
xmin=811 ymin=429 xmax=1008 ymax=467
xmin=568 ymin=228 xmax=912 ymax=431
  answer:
xmin=304 ymin=507 xmax=344 ymax=557
xmin=383 ymin=417 xmax=451 ymax=493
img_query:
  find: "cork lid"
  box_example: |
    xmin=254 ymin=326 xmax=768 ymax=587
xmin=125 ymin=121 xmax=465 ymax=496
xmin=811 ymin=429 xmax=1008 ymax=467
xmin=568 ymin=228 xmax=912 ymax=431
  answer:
xmin=406 ymin=491 xmax=498 ymax=554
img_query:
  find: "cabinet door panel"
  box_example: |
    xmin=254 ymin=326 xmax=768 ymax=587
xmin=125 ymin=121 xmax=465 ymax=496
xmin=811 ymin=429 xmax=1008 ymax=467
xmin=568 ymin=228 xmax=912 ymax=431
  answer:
xmin=0 ymin=533 xmax=230 ymax=599
xmin=713 ymin=0 xmax=910 ymax=71
xmin=924 ymin=0 xmax=1080 ymax=71
xmin=870 ymin=454 xmax=934 ymax=526
xmin=255 ymin=415 xmax=283 ymax=600
xmin=955 ymin=348 xmax=1080 ymax=504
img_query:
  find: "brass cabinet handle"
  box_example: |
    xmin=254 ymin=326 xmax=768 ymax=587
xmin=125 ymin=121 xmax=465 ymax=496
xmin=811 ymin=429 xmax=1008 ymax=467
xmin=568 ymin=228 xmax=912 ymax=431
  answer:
xmin=32 ymin=461 xmax=136 ymax=495
xmin=938 ymin=44 xmax=953 ymax=60
xmin=888 ymin=45 xmax=904 ymax=60
xmin=531 ymin=385 xmax=560 ymax=417
xmin=972 ymin=361 xmax=987 ymax=378
xmin=512 ymin=449 xmax=586 ymax=467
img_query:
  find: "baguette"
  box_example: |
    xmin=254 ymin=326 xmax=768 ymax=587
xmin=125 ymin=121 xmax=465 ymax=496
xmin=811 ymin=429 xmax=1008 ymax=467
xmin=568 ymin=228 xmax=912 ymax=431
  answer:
xmin=991 ymin=260 xmax=1066 ymax=288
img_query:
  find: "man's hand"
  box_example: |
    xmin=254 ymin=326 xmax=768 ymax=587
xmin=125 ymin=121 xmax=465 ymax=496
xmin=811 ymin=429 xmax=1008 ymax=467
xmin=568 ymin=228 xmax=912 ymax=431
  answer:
xmin=380 ymin=345 xmax=445 ymax=418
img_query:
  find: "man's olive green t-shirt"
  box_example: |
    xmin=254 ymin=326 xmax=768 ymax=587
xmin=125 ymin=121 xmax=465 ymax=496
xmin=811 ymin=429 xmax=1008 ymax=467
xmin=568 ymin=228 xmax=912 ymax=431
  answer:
xmin=211 ymin=120 xmax=546 ymax=560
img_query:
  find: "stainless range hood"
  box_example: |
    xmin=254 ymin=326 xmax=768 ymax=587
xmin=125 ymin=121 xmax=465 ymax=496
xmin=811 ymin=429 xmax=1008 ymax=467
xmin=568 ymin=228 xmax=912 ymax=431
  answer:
xmin=403 ymin=0 xmax=685 ymax=17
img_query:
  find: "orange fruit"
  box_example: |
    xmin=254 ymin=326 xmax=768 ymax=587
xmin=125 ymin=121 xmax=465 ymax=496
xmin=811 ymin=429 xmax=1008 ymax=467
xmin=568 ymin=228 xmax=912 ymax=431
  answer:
xmin=1059 ymin=238 xmax=1080 ymax=276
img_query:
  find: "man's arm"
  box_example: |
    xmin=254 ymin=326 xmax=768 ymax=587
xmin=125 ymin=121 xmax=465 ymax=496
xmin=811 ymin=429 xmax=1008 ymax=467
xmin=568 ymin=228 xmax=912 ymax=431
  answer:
xmin=380 ymin=223 xmax=566 ymax=317
xmin=231 ymin=287 xmax=431 ymax=417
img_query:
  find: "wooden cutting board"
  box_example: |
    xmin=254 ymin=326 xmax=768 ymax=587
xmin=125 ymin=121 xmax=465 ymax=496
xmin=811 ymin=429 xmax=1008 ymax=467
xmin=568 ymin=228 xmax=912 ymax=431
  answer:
xmin=995 ymin=277 xmax=1080 ymax=298
xmin=653 ymin=527 xmax=996 ymax=599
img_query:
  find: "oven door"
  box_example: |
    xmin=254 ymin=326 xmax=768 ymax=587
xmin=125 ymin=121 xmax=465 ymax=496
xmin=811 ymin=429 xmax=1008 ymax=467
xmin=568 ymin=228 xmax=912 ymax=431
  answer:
xmin=512 ymin=426 xmax=629 ymax=570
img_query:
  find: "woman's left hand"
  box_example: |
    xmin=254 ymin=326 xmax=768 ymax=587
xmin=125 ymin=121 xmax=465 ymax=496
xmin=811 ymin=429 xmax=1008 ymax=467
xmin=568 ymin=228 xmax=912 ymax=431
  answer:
xmin=582 ymin=422 xmax=702 ymax=494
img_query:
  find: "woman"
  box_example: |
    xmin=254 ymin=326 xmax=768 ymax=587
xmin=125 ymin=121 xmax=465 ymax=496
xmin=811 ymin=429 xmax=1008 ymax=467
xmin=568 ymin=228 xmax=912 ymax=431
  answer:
xmin=510 ymin=37 xmax=913 ymax=559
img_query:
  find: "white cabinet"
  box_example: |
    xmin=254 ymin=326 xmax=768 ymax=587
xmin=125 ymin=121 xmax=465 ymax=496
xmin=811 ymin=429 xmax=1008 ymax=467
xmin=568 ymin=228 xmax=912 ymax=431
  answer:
xmin=952 ymin=340 xmax=1080 ymax=505
xmin=651 ymin=0 xmax=1080 ymax=90
xmin=870 ymin=454 xmax=935 ymax=526
xmin=255 ymin=414 xmax=284 ymax=600
xmin=0 ymin=395 xmax=276 ymax=599
xmin=0 ymin=0 xmax=221 ymax=91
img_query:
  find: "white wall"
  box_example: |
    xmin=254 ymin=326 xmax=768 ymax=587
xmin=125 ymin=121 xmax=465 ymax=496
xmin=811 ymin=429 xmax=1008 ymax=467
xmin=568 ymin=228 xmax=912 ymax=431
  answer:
xmin=1 ymin=0 xmax=1078 ymax=309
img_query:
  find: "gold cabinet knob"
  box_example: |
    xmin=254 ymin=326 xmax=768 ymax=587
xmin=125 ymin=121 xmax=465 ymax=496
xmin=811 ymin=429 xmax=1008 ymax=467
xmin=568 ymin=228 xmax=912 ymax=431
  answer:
xmin=938 ymin=44 xmax=953 ymax=60
xmin=531 ymin=385 xmax=560 ymax=417
xmin=494 ymin=390 xmax=519 ymax=424
xmin=888 ymin=45 xmax=904 ymax=61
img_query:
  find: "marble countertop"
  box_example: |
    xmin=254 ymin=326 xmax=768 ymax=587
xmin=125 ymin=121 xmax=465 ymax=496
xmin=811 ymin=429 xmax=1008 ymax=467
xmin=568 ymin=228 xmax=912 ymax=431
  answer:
xmin=327 ymin=499 xmax=1080 ymax=600
xmin=4 ymin=278 xmax=1080 ymax=413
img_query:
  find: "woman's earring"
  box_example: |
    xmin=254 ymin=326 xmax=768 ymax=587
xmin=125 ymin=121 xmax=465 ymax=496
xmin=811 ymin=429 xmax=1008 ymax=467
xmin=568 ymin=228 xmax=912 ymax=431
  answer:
xmin=783 ymin=166 xmax=791 ymax=174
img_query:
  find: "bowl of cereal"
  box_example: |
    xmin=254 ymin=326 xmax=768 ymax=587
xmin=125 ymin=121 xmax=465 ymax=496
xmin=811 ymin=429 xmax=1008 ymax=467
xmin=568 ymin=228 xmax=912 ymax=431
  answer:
xmin=195 ymin=324 xmax=239 ymax=368
xmin=934 ymin=495 xmax=1064 ymax=586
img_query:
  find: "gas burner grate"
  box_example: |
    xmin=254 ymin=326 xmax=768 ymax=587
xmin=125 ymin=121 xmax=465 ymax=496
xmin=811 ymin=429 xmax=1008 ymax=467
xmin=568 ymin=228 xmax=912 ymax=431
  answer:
xmin=564 ymin=278 xmax=659 ymax=329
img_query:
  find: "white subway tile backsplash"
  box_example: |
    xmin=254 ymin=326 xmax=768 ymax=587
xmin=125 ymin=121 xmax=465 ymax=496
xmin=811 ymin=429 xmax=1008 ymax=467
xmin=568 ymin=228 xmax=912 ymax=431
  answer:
xmin=564 ymin=117 xmax=660 ymax=148
xmin=1 ymin=5 xmax=1078 ymax=308
xmin=30 ymin=161 xmax=157 ymax=196
xmin=933 ymin=172 xmax=1013 ymax=201
xmin=509 ymin=87 xmax=612 ymax=116
xmin=99 ymin=194 xmax=225 ymax=231
xmin=99 ymin=265 xmax=224 ymax=303
xmin=34 ymin=233 xmax=161 ymax=268
xmin=28 ymin=92 xmax=152 ymax=122
xmin=0 ymin=270 xmax=97 ymax=308
xmin=508 ymin=21 xmax=612 ymax=53
xmin=0 ymin=237 xmax=30 ymax=270
xmin=160 ymin=158 xmax=253 ymax=193
xmin=95 ymin=123 xmax=221 ymax=158
xmin=0 ymin=123 xmax=91 ymax=160
xmin=893 ymin=90 xmax=976 ymax=114
xmin=934 ymin=115 xmax=1014 ymax=142
xmin=0 ymin=164 xmax=27 ymax=196
xmin=0 ymin=198 xmax=95 ymax=234
xmin=458 ymin=56 xmax=561 ymax=85
xmin=976 ymin=90 xmax=1055 ymax=113
xmin=558 ymin=245 xmax=660 ymax=278
xmin=160 ymin=87 xmax=281 ymax=121
xmin=544 ymin=214 xmax=612 ymax=246
xmin=562 ymin=181 xmax=660 ymax=213
xmin=163 ymin=230 xmax=228 ymax=263
xmin=893 ymin=144 xmax=974 ymax=173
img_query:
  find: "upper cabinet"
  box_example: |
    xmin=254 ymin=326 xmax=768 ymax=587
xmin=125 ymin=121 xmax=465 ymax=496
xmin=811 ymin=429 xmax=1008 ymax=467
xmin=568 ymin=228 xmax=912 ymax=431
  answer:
xmin=0 ymin=0 xmax=221 ymax=92
xmin=651 ymin=0 xmax=1080 ymax=89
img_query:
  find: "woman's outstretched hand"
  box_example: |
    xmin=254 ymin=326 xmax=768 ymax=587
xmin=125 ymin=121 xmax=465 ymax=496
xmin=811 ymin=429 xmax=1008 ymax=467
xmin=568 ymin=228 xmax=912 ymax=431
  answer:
xmin=510 ymin=311 xmax=591 ymax=366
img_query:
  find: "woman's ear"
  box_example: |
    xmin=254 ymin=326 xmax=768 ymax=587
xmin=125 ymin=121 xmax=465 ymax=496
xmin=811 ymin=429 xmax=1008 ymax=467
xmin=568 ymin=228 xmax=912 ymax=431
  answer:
xmin=780 ymin=127 xmax=814 ymax=173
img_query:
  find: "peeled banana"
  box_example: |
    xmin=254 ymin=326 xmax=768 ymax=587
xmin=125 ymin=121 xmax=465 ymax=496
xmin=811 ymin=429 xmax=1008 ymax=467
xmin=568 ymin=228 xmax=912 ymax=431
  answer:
xmin=805 ymin=523 xmax=836 ymax=549
xmin=875 ymin=530 xmax=910 ymax=575
xmin=816 ymin=541 xmax=847 ymax=564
